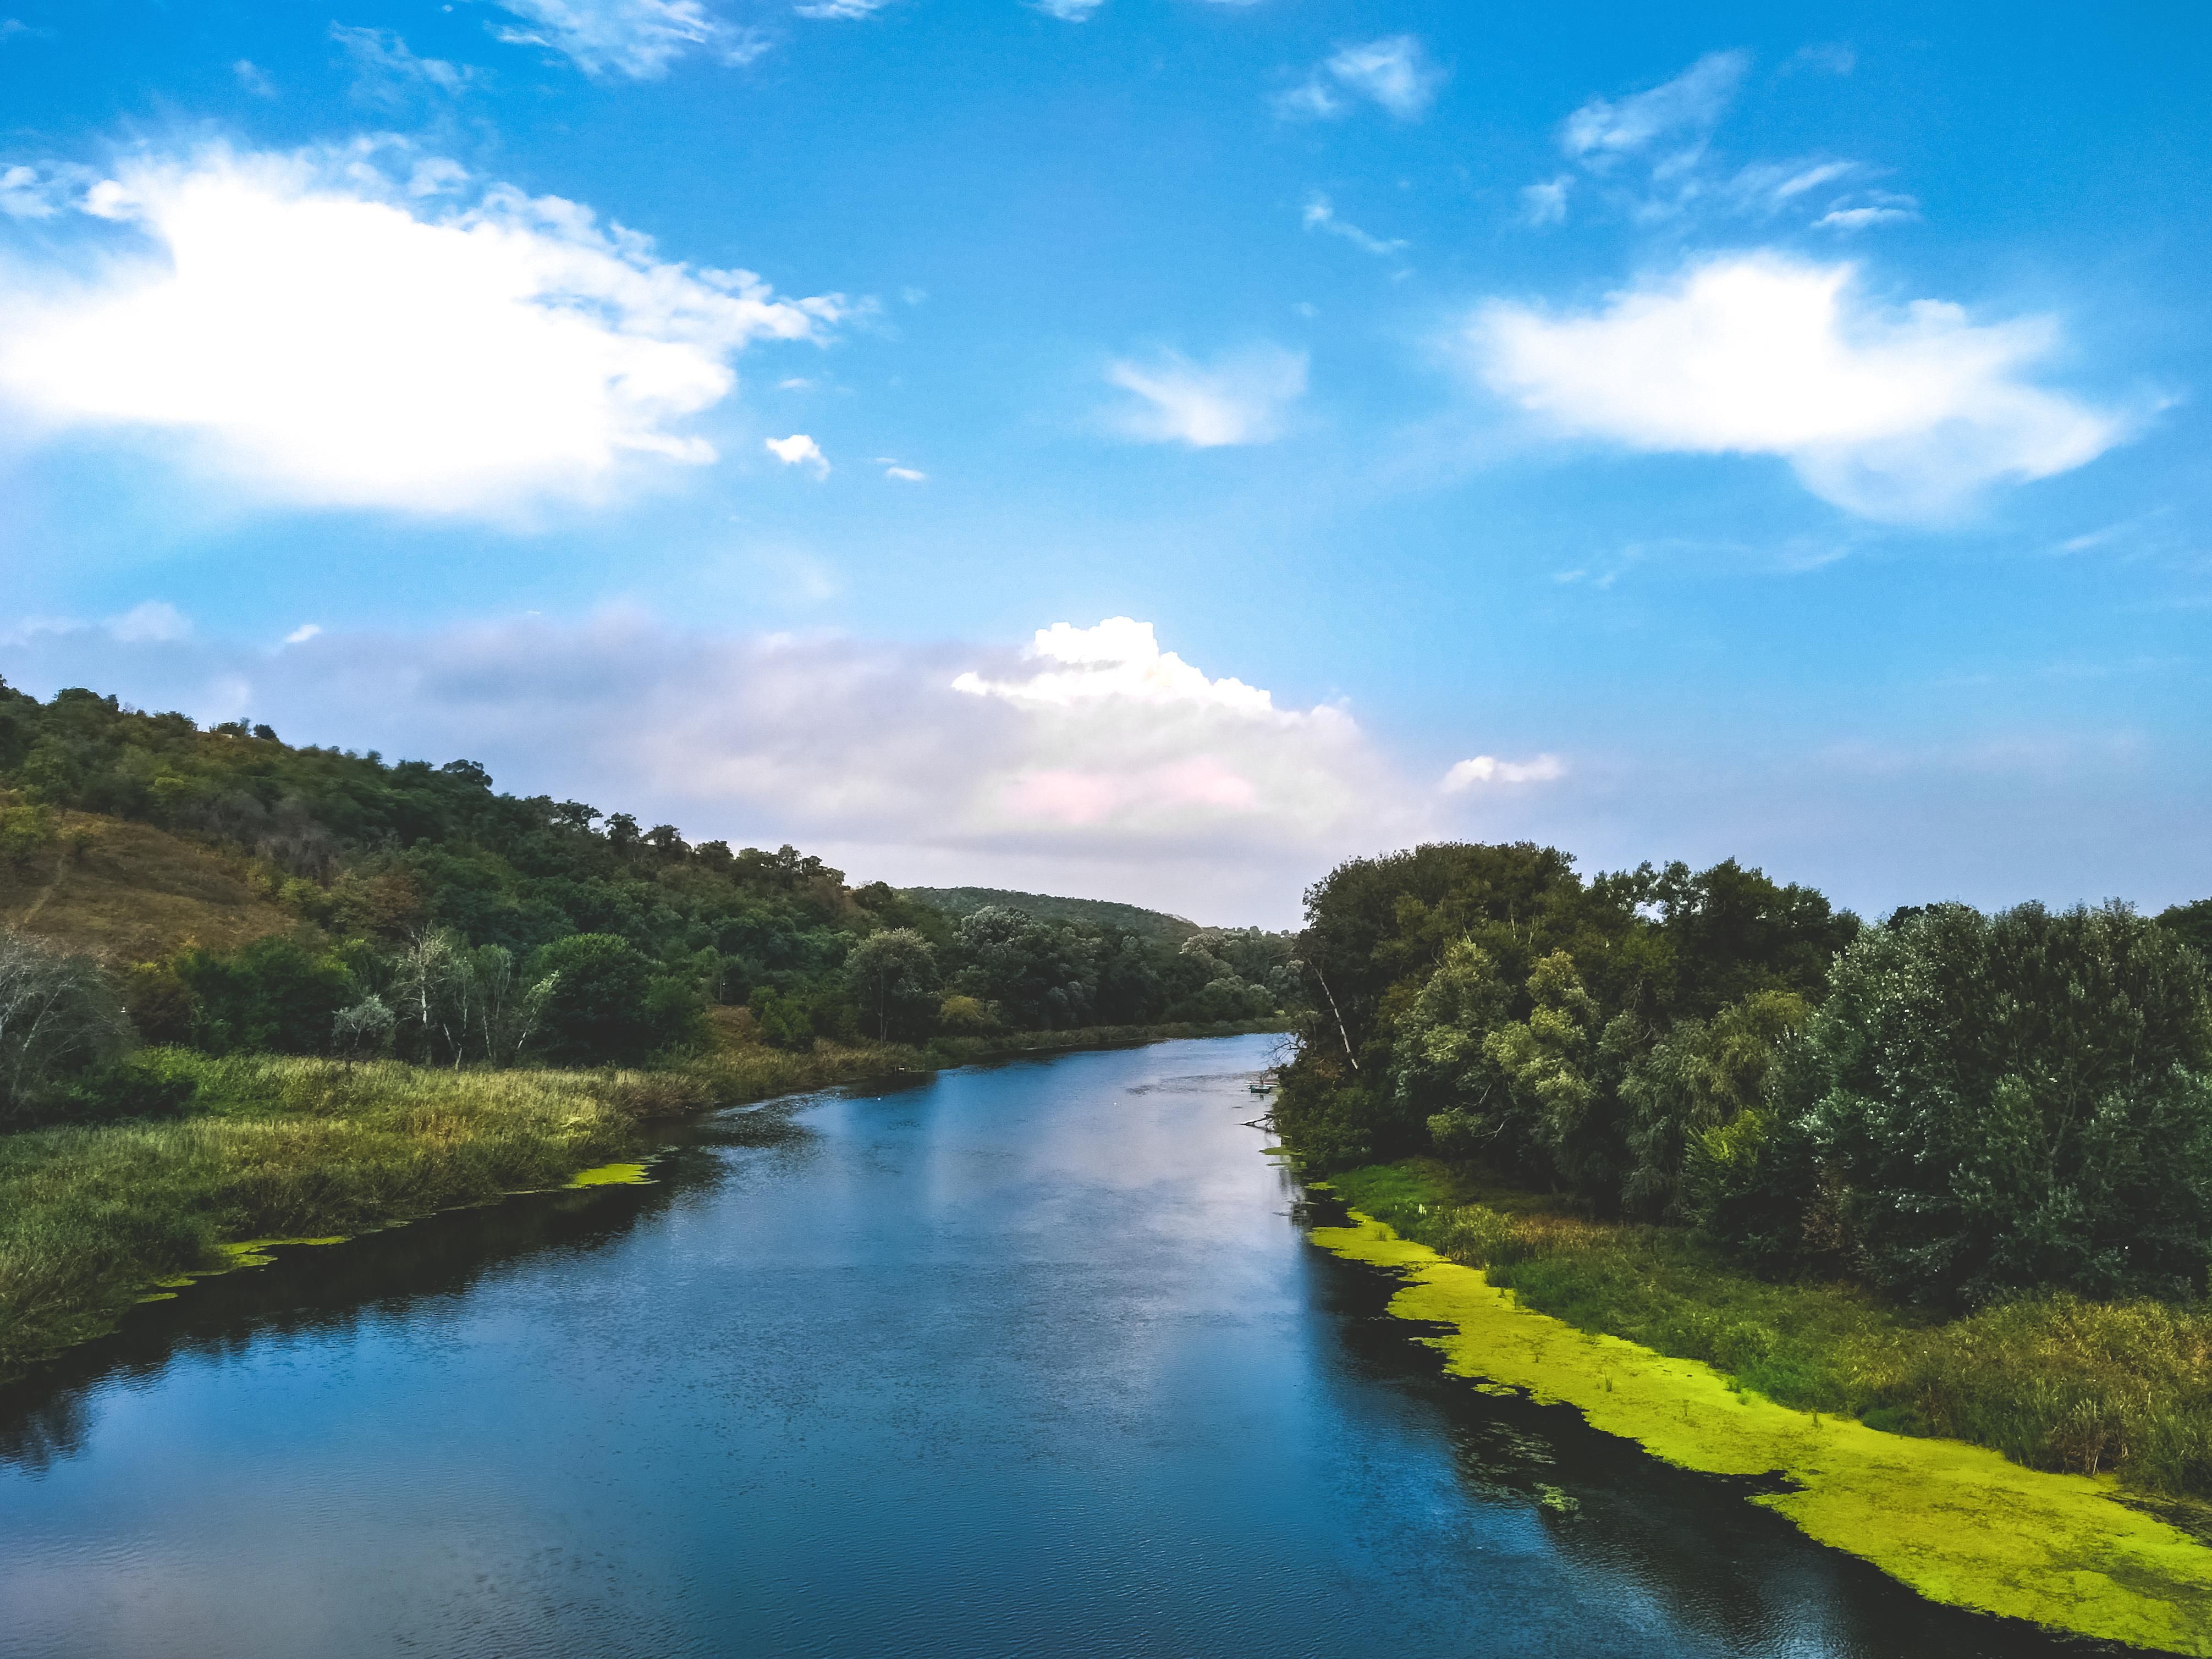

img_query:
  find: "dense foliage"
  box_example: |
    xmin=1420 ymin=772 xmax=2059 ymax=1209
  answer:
xmin=1280 ymin=840 xmax=2212 ymax=1310
xmin=0 ymin=678 xmax=1301 ymax=1112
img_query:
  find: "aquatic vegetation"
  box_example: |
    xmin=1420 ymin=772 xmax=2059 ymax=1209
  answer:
xmin=564 ymin=1162 xmax=651 ymax=1187
xmin=1310 ymin=1208 xmax=2212 ymax=1653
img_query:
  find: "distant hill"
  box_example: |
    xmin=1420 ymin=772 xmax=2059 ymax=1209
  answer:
xmin=901 ymin=887 xmax=1203 ymax=945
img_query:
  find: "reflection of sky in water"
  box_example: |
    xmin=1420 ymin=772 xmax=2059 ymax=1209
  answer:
xmin=0 ymin=1036 xmax=2080 ymax=1658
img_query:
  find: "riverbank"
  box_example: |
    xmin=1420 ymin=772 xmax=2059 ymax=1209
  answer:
xmin=0 ymin=1020 xmax=1286 ymax=1385
xmin=1324 ymin=1160 xmax=2212 ymax=1521
xmin=1307 ymin=1203 xmax=2212 ymax=1654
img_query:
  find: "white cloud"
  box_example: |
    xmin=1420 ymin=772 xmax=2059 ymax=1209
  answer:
xmin=791 ymin=0 xmax=894 ymax=16
xmin=1815 ymin=197 xmax=1920 ymax=232
xmin=1519 ymin=175 xmax=1572 ymax=227
xmin=331 ymin=25 xmax=476 ymax=103
xmin=1441 ymin=753 xmax=1565 ymax=791
xmin=284 ymin=623 xmax=323 ymax=646
xmin=233 ymin=59 xmax=276 ymax=97
xmin=1461 ymin=252 xmax=2127 ymax=521
xmin=1561 ymin=50 xmax=1748 ymax=167
xmin=1301 ymin=195 xmax=1406 ymax=256
xmin=488 ymin=0 xmax=743 ymax=78
xmin=1032 ymin=0 xmax=1105 ymax=17
xmin=7 ymin=614 xmax=1453 ymax=925
xmin=107 ymin=601 xmax=191 ymax=643
xmin=1105 ymin=345 xmax=1307 ymax=448
xmin=765 ymin=432 xmax=828 ymax=474
xmin=1276 ymin=35 xmax=1442 ymax=123
xmin=0 ymin=142 xmax=845 ymax=515
xmin=1789 ymin=42 xmax=1857 ymax=75
xmin=884 ymin=464 xmax=925 ymax=481
xmin=0 ymin=161 xmax=95 ymax=221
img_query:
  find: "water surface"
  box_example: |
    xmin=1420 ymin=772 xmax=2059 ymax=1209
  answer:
xmin=0 ymin=1037 xmax=2108 ymax=1656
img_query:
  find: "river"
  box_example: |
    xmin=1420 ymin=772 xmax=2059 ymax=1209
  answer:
xmin=0 ymin=1035 xmax=2101 ymax=1656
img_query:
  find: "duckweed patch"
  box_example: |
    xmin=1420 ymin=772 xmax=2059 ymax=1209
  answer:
xmin=564 ymin=1162 xmax=652 ymax=1188
xmin=1310 ymin=1209 xmax=2212 ymax=1653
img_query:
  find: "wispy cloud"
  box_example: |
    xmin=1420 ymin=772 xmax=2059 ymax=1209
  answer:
xmin=1276 ymin=35 xmax=1443 ymax=123
xmin=1105 ymin=345 xmax=1307 ymax=448
xmin=1440 ymin=753 xmax=1565 ymax=791
xmin=0 ymin=140 xmax=847 ymax=516
xmin=1561 ymin=49 xmax=1747 ymax=169
xmin=233 ymin=59 xmax=277 ymax=97
xmin=1815 ymin=194 xmax=1921 ymax=232
xmin=488 ymin=0 xmax=750 ymax=79
xmin=1519 ymin=175 xmax=1571 ymax=227
xmin=1301 ymin=195 xmax=1406 ymax=257
xmin=1030 ymin=0 xmax=1105 ymax=15
xmin=107 ymin=601 xmax=192 ymax=644
xmin=331 ymin=25 xmax=476 ymax=105
xmin=1461 ymin=252 xmax=2130 ymax=521
xmin=791 ymin=0 xmax=895 ymax=16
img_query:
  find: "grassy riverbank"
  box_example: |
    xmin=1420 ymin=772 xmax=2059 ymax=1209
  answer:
xmin=0 ymin=1019 xmax=1283 ymax=1386
xmin=1325 ymin=1160 xmax=2212 ymax=1523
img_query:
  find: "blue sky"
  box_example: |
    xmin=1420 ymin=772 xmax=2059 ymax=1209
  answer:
xmin=0 ymin=1 xmax=2205 ymax=924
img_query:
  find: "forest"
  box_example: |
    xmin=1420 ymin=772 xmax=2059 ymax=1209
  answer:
xmin=1281 ymin=841 xmax=2212 ymax=1311
xmin=0 ymin=679 xmax=1301 ymax=1127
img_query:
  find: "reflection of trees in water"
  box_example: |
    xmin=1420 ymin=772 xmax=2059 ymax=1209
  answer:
xmin=0 ymin=1103 xmax=815 ymax=1474
xmin=1297 ymin=1229 xmax=2088 ymax=1659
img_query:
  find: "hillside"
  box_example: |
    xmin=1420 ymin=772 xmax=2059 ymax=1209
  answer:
xmin=901 ymin=886 xmax=1202 ymax=944
xmin=0 ymin=808 xmax=299 ymax=963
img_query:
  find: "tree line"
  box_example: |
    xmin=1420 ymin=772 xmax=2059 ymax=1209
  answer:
xmin=1279 ymin=841 xmax=2212 ymax=1310
xmin=0 ymin=680 xmax=1302 ymax=1124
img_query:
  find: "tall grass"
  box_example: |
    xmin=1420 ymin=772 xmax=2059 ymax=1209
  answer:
xmin=1330 ymin=1160 xmax=2212 ymax=1508
xmin=0 ymin=1055 xmax=659 ymax=1382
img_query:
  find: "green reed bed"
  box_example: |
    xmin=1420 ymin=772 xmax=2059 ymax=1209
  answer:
xmin=1327 ymin=1160 xmax=2212 ymax=1513
xmin=0 ymin=1055 xmax=668 ymax=1384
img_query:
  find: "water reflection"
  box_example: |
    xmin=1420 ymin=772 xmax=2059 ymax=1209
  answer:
xmin=0 ymin=1040 xmax=2141 ymax=1658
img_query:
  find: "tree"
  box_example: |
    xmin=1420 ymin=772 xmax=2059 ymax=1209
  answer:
xmin=1619 ymin=990 xmax=1807 ymax=1221
xmin=844 ymin=929 xmax=940 ymax=1041
xmin=175 ymin=935 xmax=354 ymax=1055
xmin=0 ymin=928 xmax=133 ymax=1116
xmin=529 ymin=933 xmax=697 ymax=1064
xmin=1704 ymin=903 xmax=2212 ymax=1306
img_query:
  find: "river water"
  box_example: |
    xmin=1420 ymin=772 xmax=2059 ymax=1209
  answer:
xmin=0 ymin=1035 xmax=2104 ymax=1657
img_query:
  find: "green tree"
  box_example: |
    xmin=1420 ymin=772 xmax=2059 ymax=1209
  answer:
xmin=527 ymin=933 xmax=695 ymax=1065
xmin=176 ymin=935 xmax=354 ymax=1055
xmin=1704 ymin=903 xmax=2212 ymax=1306
xmin=844 ymin=928 xmax=940 ymax=1041
xmin=1619 ymin=989 xmax=1807 ymax=1221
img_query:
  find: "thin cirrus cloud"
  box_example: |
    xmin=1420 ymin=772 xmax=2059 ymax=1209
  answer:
xmin=0 ymin=141 xmax=846 ymax=516
xmin=1031 ymin=0 xmax=1105 ymax=18
xmin=487 ymin=0 xmax=768 ymax=79
xmin=1460 ymin=252 xmax=2129 ymax=521
xmin=1275 ymin=35 xmax=1443 ymax=123
xmin=1301 ymin=195 xmax=1406 ymax=257
xmin=1561 ymin=49 xmax=1748 ymax=168
xmin=1105 ymin=345 xmax=1308 ymax=448
xmin=329 ymin=25 xmax=476 ymax=105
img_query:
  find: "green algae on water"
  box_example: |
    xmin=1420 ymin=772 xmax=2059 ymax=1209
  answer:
xmin=1308 ymin=1209 xmax=2212 ymax=1655
xmin=565 ymin=1161 xmax=652 ymax=1188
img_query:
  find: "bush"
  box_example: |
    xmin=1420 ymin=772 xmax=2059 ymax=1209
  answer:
xmin=56 ymin=1059 xmax=199 ymax=1125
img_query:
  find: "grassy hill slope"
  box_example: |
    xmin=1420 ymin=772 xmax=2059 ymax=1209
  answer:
xmin=1 ymin=808 xmax=300 ymax=963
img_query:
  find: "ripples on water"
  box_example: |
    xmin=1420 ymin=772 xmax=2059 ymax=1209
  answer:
xmin=0 ymin=1037 xmax=2116 ymax=1657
